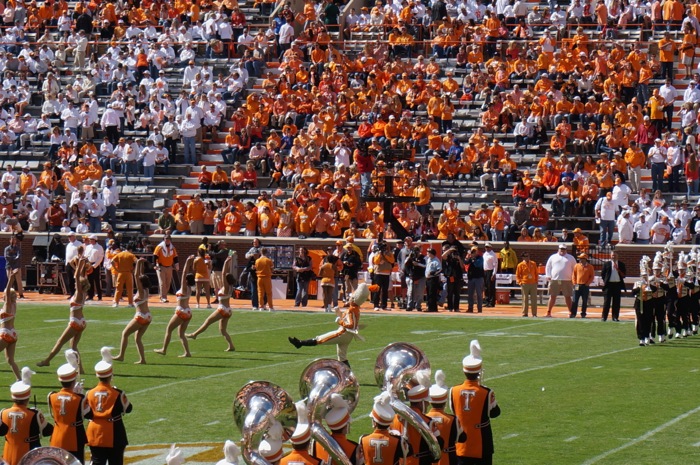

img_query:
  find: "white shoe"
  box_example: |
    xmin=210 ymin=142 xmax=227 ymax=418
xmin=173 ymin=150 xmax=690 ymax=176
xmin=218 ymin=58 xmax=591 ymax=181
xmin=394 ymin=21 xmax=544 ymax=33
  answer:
xmin=374 ymin=307 xmax=380 ymax=311
xmin=252 ymin=307 xmax=258 ymax=311
xmin=206 ymin=304 xmax=212 ymax=309
xmin=676 ymin=333 xmax=683 ymax=339
xmin=196 ymin=304 xmax=200 ymax=309
xmin=111 ymin=302 xmax=118 ymax=308
xmin=659 ymin=335 xmax=665 ymax=343
xmin=682 ymin=329 xmax=688 ymax=337
xmin=639 ymin=340 xmax=646 ymax=346
xmin=332 ymin=306 xmax=339 ymax=312
xmin=668 ymin=328 xmax=673 ymax=337
xmin=644 ymin=338 xmax=650 ymax=345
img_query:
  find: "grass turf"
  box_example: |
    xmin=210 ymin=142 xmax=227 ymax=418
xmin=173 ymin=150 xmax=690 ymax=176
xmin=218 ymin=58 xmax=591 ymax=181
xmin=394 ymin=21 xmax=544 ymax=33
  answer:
xmin=2 ymin=302 xmax=699 ymax=465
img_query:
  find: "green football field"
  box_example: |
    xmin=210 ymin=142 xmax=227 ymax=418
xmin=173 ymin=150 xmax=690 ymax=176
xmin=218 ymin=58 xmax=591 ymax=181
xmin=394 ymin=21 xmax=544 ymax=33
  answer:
xmin=2 ymin=303 xmax=700 ymax=465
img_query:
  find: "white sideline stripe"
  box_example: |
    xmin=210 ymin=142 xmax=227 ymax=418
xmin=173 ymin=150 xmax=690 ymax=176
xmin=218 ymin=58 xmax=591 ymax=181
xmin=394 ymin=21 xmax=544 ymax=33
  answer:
xmin=487 ymin=348 xmax=635 ymax=381
xmin=130 ymin=320 xmax=555 ymax=396
xmin=204 ymin=421 xmax=220 ymax=426
xmin=580 ymin=405 xmax=700 ymax=465
xmin=641 ymin=367 xmax=652 ymax=371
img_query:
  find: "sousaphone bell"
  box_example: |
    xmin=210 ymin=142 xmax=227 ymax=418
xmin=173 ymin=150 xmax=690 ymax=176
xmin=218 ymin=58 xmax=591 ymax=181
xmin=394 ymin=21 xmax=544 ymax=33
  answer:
xmin=374 ymin=342 xmax=441 ymax=462
xmin=234 ymin=381 xmax=297 ymax=465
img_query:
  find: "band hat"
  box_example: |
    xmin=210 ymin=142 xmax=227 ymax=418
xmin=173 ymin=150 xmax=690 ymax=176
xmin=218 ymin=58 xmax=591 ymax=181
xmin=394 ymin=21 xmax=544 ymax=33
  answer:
xmin=407 ymin=384 xmax=429 ymax=402
xmin=325 ymin=393 xmax=351 ymax=430
xmin=462 ymin=340 xmax=483 ymax=373
xmin=258 ymin=439 xmax=283 ymax=462
xmin=95 ymin=346 xmax=114 ymax=377
xmin=370 ymin=391 xmax=395 ymax=425
xmin=429 ymin=370 xmax=449 ymax=403
xmin=10 ymin=380 xmax=31 ymax=401
xmin=57 ymin=349 xmax=80 ymax=382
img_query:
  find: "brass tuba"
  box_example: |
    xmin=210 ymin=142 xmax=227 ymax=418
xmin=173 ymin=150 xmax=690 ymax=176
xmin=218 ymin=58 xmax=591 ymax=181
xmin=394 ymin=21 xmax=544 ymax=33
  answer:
xmin=299 ymin=359 xmax=360 ymax=465
xmin=374 ymin=342 xmax=441 ymax=462
xmin=18 ymin=447 xmax=81 ymax=465
xmin=234 ymin=381 xmax=297 ymax=465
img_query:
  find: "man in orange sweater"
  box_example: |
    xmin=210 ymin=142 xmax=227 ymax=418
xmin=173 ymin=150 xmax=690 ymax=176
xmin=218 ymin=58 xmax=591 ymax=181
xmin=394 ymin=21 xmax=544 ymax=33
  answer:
xmin=571 ymin=253 xmax=595 ymax=318
xmin=255 ymin=248 xmax=274 ymax=311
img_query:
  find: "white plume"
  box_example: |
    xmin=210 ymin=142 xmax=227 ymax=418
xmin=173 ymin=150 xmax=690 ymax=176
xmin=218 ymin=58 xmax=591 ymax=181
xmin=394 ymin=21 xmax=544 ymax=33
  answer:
xmin=329 ymin=393 xmax=348 ymax=410
xmin=65 ymin=349 xmax=80 ymax=370
xmin=166 ymin=444 xmax=184 ymax=465
xmin=414 ymin=369 xmax=431 ymax=388
xmin=21 ymin=367 xmax=35 ymax=386
xmin=373 ymin=390 xmax=392 ymax=407
xmin=266 ymin=421 xmax=284 ymax=442
xmin=222 ymin=440 xmax=240 ymax=463
xmin=434 ymin=369 xmax=447 ymax=389
xmin=295 ymin=399 xmax=309 ymax=425
xmin=470 ymin=340 xmax=481 ymax=359
xmin=100 ymin=347 xmax=114 ymax=364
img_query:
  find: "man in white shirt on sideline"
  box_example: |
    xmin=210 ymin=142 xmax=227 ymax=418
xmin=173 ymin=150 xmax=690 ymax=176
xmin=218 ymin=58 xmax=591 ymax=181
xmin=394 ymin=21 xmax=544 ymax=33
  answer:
xmin=545 ymin=244 xmax=576 ymax=318
xmin=482 ymin=242 xmax=499 ymax=308
xmin=85 ymin=234 xmax=104 ymax=300
xmin=65 ymin=232 xmax=83 ymax=294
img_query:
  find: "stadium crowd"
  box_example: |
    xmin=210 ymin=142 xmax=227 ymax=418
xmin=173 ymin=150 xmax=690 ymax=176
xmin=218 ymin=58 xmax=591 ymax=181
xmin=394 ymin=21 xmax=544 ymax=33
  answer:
xmin=0 ymin=0 xmax=694 ymax=249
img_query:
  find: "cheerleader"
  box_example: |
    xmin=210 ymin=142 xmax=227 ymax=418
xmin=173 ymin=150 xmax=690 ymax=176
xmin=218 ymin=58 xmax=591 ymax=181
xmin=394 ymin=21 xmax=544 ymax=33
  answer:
xmin=0 ymin=271 xmax=20 ymax=380
xmin=185 ymin=256 xmax=236 ymax=351
xmin=38 ymin=257 xmax=89 ymax=371
xmin=154 ymin=256 xmax=195 ymax=357
xmin=114 ymin=259 xmax=152 ymax=364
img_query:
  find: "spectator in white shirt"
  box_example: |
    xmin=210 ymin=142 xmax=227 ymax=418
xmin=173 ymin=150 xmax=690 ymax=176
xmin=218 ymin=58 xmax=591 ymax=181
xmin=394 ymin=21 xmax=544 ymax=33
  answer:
xmin=545 ymin=244 xmax=576 ymax=317
xmin=633 ymin=215 xmax=652 ymax=244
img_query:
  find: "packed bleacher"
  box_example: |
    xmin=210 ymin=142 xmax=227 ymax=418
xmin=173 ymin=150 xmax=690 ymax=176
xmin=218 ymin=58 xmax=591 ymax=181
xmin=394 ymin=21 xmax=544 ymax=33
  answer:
xmin=0 ymin=0 xmax=697 ymax=248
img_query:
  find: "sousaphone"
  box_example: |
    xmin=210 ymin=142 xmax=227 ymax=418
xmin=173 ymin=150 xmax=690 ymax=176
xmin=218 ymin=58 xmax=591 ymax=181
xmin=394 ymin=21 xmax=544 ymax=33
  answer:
xmin=374 ymin=342 xmax=441 ymax=462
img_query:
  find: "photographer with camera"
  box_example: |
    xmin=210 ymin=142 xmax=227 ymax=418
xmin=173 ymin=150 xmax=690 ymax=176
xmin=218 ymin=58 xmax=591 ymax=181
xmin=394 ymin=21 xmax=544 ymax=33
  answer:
xmin=465 ymin=246 xmax=485 ymax=313
xmin=369 ymin=241 xmax=395 ymax=312
xmin=442 ymin=246 xmax=465 ymax=312
xmin=403 ymin=246 xmax=426 ymax=312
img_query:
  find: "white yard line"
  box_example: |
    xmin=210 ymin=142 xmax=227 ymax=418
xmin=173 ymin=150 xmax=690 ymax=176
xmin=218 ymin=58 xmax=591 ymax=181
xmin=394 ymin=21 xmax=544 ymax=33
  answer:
xmin=487 ymin=348 xmax=636 ymax=381
xmin=131 ymin=320 xmax=555 ymax=396
xmin=581 ymin=405 xmax=700 ymax=465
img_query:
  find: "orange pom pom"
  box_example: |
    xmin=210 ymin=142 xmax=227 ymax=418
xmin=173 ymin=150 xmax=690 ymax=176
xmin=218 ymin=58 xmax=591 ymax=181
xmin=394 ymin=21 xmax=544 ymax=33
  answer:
xmin=368 ymin=284 xmax=380 ymax=293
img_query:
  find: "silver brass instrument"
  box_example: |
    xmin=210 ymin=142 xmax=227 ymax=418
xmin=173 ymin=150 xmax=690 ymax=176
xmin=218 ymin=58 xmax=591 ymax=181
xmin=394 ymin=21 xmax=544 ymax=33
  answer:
xmin=234 ymin=381 xmax=297 ymax=465
xmin=18 ymin=447 xmax=81 ymax=465
xmin=374 ymin=342 xmax=441 ymax=462
xmin=299 ymin=359 xmax=359 ymax=465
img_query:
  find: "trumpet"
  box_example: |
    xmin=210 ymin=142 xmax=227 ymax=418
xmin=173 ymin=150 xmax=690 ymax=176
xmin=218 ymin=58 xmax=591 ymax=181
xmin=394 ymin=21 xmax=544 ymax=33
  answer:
xmin=234 ymin=381 xmax=297 ymax=465
xmin=299 ymin=359 xmax=359 ymax=465
xmin=374 ymin=342 xmax=441 ymax=462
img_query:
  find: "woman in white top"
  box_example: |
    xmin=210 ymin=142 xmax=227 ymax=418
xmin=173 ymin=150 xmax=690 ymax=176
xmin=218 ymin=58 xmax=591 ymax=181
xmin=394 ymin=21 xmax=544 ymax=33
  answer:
xmin=114 ymin=258 xmax=152 ymax=364
xmin=186 ymin=256 xmax=236 ymax=351
xmin=37 ymin=256 xmax=88 ymax=371
xmin=154 ymin=256 xmax=194 ymax=357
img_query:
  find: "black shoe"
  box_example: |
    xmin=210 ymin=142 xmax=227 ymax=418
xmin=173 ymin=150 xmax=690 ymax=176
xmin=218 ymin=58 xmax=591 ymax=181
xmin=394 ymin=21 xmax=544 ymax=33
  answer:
xmin=601 ymin=318 xmax=607 ymax=322
xmin=613 ymin=318 xmax=620 ymax=322
xmin=288 ymin=337 xmax=302 ymax=349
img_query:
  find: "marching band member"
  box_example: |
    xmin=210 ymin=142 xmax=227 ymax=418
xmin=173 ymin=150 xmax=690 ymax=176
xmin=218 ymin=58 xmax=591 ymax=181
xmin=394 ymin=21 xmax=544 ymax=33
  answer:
xmin=48 ymin=350 xmax=92 ymax=463
xmin=649 ymin=253 xmax=669 ymax=343
xmin=390 ymin=373 xmax=439 ymax=465
xmin=312 ymin=394 xmax=359 ymax=465
xmin=86 ymin=347 xmax=133 ymax=465
xmin=674 ymin=252 xmax=692 ymax=338
xmin=289 ymin=283 xmax=377 ymax=368
xmin=426 ymin=371 xmax=465 ymax=465
xmin=280 ymin=402 xmax=321 ymax=465
xmin=359 ymin=392 xmax=410 ymax=465
xmin=632 ymin=257 xmax=654 ymax=346
xmin=0 ymin=369 xmax=53 ymax=465
xmin=449 ymin=340 xmax=501 ymax=465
